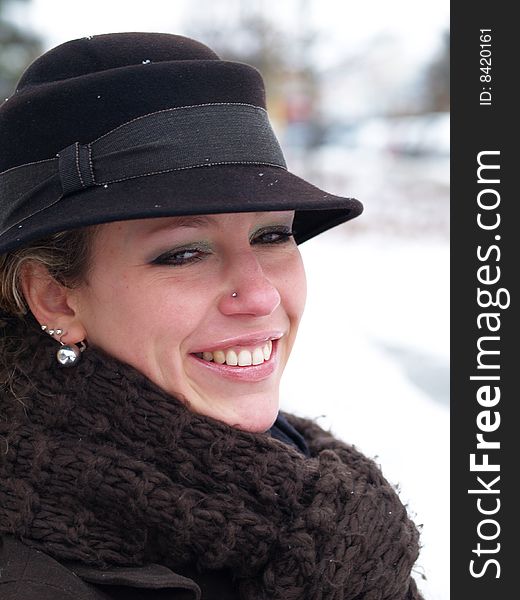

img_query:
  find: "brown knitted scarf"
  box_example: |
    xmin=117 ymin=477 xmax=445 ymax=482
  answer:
xmin=0 ymin=321 xmax=423 ymax=600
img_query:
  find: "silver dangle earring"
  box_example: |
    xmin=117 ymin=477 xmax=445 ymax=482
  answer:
xmin=41 ymin=325 xmax=86 ymax=367
xmin=56 ymin=338 xmax=86 ymax=367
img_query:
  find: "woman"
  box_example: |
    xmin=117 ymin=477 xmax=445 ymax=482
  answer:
xmin=0 ymin=33 xmax=423 ymax=599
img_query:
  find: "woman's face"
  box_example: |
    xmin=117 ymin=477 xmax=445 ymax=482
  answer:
xmin=71 ymin=211 xmax=306 ymax=432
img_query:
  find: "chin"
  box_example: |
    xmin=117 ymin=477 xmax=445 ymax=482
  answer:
xmin=219 ymin=395 xmax=280 ymax=433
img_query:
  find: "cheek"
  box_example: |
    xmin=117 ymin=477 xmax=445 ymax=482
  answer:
xmin=85 ymin=273 xmax=211 ymax=352
xmin=280 ymin=252 xmax=307 ymax=327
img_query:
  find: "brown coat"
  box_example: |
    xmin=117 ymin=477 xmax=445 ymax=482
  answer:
xmin=0 ymin=536 xmax=239 ymax=600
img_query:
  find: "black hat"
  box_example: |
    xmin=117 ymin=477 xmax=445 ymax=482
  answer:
xmin=0 ymin=32 xmax=362 ymax=254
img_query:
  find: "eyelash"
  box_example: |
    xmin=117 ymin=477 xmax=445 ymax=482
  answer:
xmin=252 ymin=226 xmax=295 ymax=246
xmin=151 ymin=226 xmax=295 ymax=267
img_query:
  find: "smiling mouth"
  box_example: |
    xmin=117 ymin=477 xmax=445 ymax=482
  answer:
xmin=193 ymin=340 xmax=273 ymax=367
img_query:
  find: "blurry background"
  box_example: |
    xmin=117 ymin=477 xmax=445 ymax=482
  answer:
xmin=1 ymin=1 xmax=449 ymax=598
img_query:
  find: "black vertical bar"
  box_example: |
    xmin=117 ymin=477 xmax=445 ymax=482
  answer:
xmin=451 ymin=2 xmax=515 ymax=597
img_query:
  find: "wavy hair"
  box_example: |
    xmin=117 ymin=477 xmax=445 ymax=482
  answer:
xmin=0 ymin=227 xmax=98 ymax=389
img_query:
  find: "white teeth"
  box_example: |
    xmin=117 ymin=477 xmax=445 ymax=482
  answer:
xmin=238 ymin=350 xmax=252 ymax=366
xmin=252 ymin=347 xmax=264 ymax=365
xmin=225 ymin=349 xmax=238 ymax=366
xmin=197 ymin=339 xmax=275 ymax=366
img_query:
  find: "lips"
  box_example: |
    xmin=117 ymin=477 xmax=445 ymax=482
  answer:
xmin=190 ymin=331 xmax=284 ymax=355
xmin=188 ymin=338 xmax=281 ymax=382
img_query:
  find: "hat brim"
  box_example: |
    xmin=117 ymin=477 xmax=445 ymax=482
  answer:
xmin=0 ymin=164 xmax=362 ymax=253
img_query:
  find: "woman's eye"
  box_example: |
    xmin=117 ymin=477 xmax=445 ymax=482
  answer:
xmin=252 ymin=227 xmax=295 ymax=245
xmin=151 ymin=247 xmax=208 ymax=266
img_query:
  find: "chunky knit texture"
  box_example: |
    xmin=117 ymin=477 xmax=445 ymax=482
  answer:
xmin=0 ymin=320 xmax=423 ymax=600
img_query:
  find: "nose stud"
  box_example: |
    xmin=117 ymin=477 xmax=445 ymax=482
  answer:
xmin=231 ymin=292 xmax=238 ymax=298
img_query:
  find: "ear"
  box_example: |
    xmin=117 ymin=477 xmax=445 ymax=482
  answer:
xmin=20 ymin=261 xmax=87 ymax=345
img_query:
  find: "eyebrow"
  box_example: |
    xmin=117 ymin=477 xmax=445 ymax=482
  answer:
xmin=142 ymin=215 xmax=219 ymax=236
xmin=137 ymin=211 xmax=293 ymax=240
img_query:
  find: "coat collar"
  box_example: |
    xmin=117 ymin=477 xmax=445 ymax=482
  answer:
xmin=1 ymin=536 xmax=201 ymax=599
xmin=69 ymin=562 xmax=201 ymax=597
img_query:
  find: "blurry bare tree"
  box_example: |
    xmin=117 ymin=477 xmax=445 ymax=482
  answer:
xmin=0 ymin=0 xmax=42 ymax=98
xmin=421 ymin=30 xmax=449 ymax=112
xmin=182 ymin=0 xmax=316 ymax=77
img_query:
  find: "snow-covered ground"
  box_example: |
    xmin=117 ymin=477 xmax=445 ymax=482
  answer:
xmin=280 ymin=227 xmax=449 ymax=600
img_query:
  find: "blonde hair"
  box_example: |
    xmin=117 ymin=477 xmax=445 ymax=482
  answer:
xmin=0 ymin=227 xmax=98 ymax=317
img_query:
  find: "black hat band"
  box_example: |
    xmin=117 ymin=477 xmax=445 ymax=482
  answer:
xmin=0 ymin=103 xmax=286 ymax=237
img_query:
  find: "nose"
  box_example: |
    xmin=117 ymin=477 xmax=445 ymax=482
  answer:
xmin=218 ymin=251 xmax=281 ymax=317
